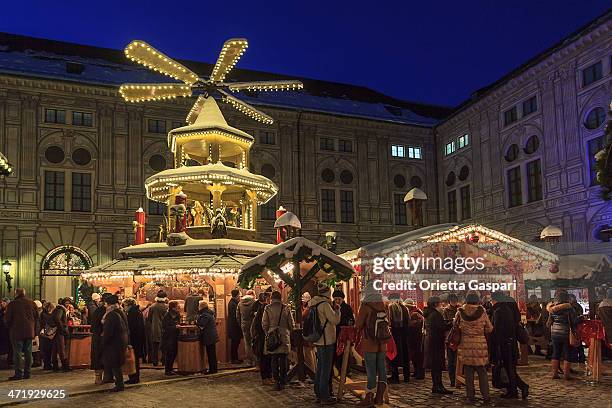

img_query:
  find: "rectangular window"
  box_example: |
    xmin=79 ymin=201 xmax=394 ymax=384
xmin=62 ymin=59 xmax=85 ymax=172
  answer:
xmin=45 ymin=109 xmax=66 ymax=124
xmin=260 ymin=131 xmax=276 ymax=145
xmin=445 ymin=141 xmax=456 ymax=156
xmin=148 ymin=200 xmax=167 ymax=216
xmin=44 ymin=170 xmax=65 ymax=211
xmin=147 ymin=119 xmax=166 ymax=134
xmin=522 ymin=96 xmax=538 ymax=116
xmin=447 ymin=190 xmax=457 ymax=222
xmin=460 ymin=185 xmax=471 ymax=220
xmin=394 ymin=193 xmax=407 ymax=225
xmin=503 ymin=106 xmax=518 ymax=126
xmin=507 ymin=166 xmax=522 ymax=207
xmin=526 ymin=159 xmax=542 ymax=202
xmin=583 ymin=61 xmax=602 ymax=87
xmin=72 ymin=111 xmax=93 ymax=127
xmin=340 ymin=190 xmax=354 ymax=223
xmin=260 ymin=198 xmax=277 ymax=220
xmin=338 ymin=139 xmax=353 ymax=152
xmin=408 ymin=146 xmax=422 ymax=159
xmin=71 ymin=172 xmax=91 ymax=212
xmin=458 ymin=134 xmax=470 ymax=149
xmin=321 ymin=189 xmax=336 ymax=222
xmin=588 ymin=136 xmax=604 ymax=186
xmin=320 ymin=137 xmax=335 ymax=151
xmin=391 ymin=144 xmax=405 ymax=157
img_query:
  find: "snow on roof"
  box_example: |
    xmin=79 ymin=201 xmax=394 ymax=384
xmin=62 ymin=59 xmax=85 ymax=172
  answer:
xmin=118 ymin=237 xmax=274 ymax=258
xmin=524 ymin=254 xmax=612 ymax=281
xmin=241 ymin=236 xmax=353 ymax=272
xmin=404 ymin=187 xmax=428 ymax=201
xmin=274 ymin=212 xmax=301 ymax=229
xmin=0 ymin=44 xmax=443 ymax=126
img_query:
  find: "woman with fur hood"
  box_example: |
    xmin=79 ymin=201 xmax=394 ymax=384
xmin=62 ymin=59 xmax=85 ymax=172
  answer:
xmin=547 ymin=291 xmax=579 ymax=380
xmin=456 ymin=292 xmax=493 ymax=403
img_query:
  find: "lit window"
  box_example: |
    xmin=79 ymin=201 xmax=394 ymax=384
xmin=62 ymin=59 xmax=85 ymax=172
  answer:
xmin=320 ymin=137 xmax=335 ymax=151
xmin=148 ymin=119 xmax=166 ymax=134
xmin=588 ymin=136 xmax=604 ymax=186
xmin=391 ymin=145 xmax=405 ymax=157
xmin=338 ymin=139 xmax=353 ymax=152
xmin=522 ymin=96 xmax=538 ymax=116
xmin=445 ymin=141 xmax=456 ymax=156
xmin=504 ymin=106 xmax=518 ymax=126
xmin=526 ymin=159 xmax=542 ymax=202
xmin=340 ymin=190 xmax=354 ymax=223
xmin=582 ymin=61 xmax=602 ymax=87
xmin=72 ymin=111 xmax=93 ymax=127
xmin=458 ymin=134 xmax=470 ymax=149
xmin=44 ymin=171 xmax=65 ymax=211
xmin=408 ymin=147 xmax=422 ymax=159
xmin=45 ymin=109 xmax=66 ymax=124
xmin=321 ymin=189 xmax=336 ymax=222
xmin=507 ymin=167 xmax=522 ymax=207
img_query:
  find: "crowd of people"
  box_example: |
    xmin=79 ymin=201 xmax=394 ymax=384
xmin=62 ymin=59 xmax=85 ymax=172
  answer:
xmin=0 ymin=284 xmax=610 ymax=406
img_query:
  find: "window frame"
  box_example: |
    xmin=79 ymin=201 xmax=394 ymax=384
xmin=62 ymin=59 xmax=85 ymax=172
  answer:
xmin=72 ymin=111 xmax=93 ymax=127
xmin=460 ymin=185 xmax=471 ymax=220
xmin=582 ymin=61 xmax=603 ymax=87
xmin=71 ymin=172 xmax=92 ymax=213
xmin=320 ymin=188 xmax=336 ymax=223
xmin=507 ymin=166 xmax=523 ymax=208
xmin=391 ymin=144 xmax=405 ymax=158
xmin=522 ymin=96 xmax=538 ymax=117
xmin=447 ymin=190 xmax=457 ymax=223
xmin=338 ymin=139 xmax=353 ymax=153
xmin=147 ymin=119 xmax=167 ymax=134
xmin=148 ymin=200 xmax=167 ymax=216
xmin=260 ymin=131 xmax=276 ymax=145
xmin=503 ymin=106 xmax=518 ymax=127
xmin=526 ymin=159 xmax=543 ymax=203
xmin=320 ymin=137 xmax=335 ymax=151
xmin=587 ymin=135 xmax=605 ymax=186
xmin=260 ymin=197 xmax=277 ymax=221
xmin=394 ymin=193 xmax=407 ymax=226
xmin=44 ymin=108 xmax=66 ymax=124
xmin=44 ymin=170 xmax=65 ymax=211
xmin=339 ymin=190 xmax=354 ymax=224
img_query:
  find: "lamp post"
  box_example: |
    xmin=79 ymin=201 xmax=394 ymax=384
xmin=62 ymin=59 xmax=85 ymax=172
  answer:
xmin=2 ymin=260 xmax=12 ymax=294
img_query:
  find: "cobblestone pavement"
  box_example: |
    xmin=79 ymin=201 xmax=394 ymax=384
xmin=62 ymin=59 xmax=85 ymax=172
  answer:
xmin=0 ymin=357 xmax=609 ymax=407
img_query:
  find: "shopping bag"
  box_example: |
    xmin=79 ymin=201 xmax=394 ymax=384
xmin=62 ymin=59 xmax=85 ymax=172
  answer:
xmin=122 ymin=345 xmax=137 ymax=376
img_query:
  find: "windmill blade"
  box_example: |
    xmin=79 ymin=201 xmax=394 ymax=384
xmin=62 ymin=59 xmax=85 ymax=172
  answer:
xmin=186 ymin=95 xmax=206 ymax=125
xmin=119 ymin=84 xmax=192 ymax=103
xmin=218 ymin=89 xmax=273 ymax=124
xmin=226 ymin=80 xmax=303 ymax=93
xmin=209 ymin=38 xmax=248 ymax=83
xmin=125 ymin=40 xmax=199 ymax=85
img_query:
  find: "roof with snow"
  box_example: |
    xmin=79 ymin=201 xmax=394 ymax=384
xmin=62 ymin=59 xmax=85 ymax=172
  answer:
xmin=0 ymin=32 xmax=451 ymax=126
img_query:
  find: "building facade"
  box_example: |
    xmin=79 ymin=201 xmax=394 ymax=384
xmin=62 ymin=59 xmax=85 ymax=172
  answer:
xmin=0 ymin=11 xmax=610 ymax=299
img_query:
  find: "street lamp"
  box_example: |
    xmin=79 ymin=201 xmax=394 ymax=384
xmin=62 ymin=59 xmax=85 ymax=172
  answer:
xmin=2 ymin=260 xmax=12 ymax=293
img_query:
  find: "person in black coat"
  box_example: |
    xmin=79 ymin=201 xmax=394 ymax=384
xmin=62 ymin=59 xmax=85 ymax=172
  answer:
xmin=251 ymin=292 xmax=272 ymax=384
xmin=90 ymin=293 xmax=111 ymax=384
xmin=101 ymin=295 xmax=128 ymax=392
xmin=490 ymin=292 xmax=528 ymax=400
xmin=124 ymin=298 xmax=146 ymax=384
xmin=423 ymin=296 xmax=453 ymax=394
xmin=196 ymin=301 xmax=219 ymax=374
xmin=227 ymin=289 xmax=242 ymax=364
xmin=161 ymin=301 xmax=181 ymax=375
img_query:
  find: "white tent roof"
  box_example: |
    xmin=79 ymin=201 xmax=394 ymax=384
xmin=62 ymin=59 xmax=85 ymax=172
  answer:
xmin=524 ymin=254 xmax=612 ymax=281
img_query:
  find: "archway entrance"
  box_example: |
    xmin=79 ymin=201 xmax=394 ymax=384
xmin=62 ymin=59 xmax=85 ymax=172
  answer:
xmin=41 ymin=246 xmax=92 ymax=302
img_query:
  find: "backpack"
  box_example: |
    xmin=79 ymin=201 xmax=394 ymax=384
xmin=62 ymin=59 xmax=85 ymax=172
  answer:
xmin=303 ymin=301 xmax=328 ymax=343
xmin=365 ymin=304 xmax=392 ymax=342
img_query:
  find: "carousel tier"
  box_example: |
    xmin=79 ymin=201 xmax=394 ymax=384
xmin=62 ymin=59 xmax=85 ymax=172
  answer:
xmin=145 ymin=162 xmax=278 ymax=203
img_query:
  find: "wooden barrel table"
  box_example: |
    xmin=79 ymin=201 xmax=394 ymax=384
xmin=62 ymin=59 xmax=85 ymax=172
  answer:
xmin=68 ymin=325 xmax=92 ymax=369
xmin=176 ymin=325 xmax=205 ymax=374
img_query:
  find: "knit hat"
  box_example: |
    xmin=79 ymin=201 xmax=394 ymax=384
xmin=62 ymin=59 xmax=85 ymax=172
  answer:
xmin=332 ymin=289 xmax=345 ymax=299
xmin=317 ymin=282 xmax=331 ymax=298
xmin=91 ymin=293 xmax=101 ymax=302
xmin=361 ymin=280 xmax=382 ymax=303
xmin=387 ymin=292 xmax=401 ymax=301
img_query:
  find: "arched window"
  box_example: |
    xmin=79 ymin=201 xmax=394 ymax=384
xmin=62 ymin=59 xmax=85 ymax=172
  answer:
xmin=505 ymin=144 xmax=519 ymax=162
xmin=41 ymin=246 xmax=93 ymax=302
xmin=584 ymin=107 xmax=605 ymax=130
xmin=524 ymin=135 xmax=540 ymax=154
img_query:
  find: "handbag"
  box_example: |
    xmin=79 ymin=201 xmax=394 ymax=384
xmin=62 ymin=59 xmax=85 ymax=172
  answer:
xmin=446 ymin=315 xmax=461 ymax=351
xmin=40 ymin=325 xmax=57 ymax=340
xmin=122 ymin=345 xmax=137 ymax=376
xmin=516 ymin=323 xmax=529 ymax=345
xmin=265 ymin=305 xmax=284 ymax=352
xmin=569 ymin=329 xmax=580 ymax=347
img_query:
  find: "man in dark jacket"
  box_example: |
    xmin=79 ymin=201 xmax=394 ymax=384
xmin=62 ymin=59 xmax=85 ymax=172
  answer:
xmin=124 ymin=298 xmax=145 ymax=384
xmin=91 ymin=293 xmax=111 ymax=384
xmin=196 ymin=300 xmax=219 ymax=374
xmin=251 ymin=292 xmax=272 ymax=384
xmin=388 ymin=292 xmax=410 ymax=383
xmin=102 ymin=295 xmax=129 ymax=392
xmin=49 ymin=301 xmax=69 ymax=372
xmin=423 ymin=296 xmax=452 ymax=394
xmin=161 ymin=301 xmax=181 ymax=375
xmin=491 ymin=292 xmax=528 ymax=400
xmin=443 ymin=293 xmax=460 ymax=386
xmin=227 ymin=289 xmax=243 ymax=364
xmin=146 ymin=291 xmax=168 ymax=366
xmin=4 ymin=288 xmax=38 ymax=380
